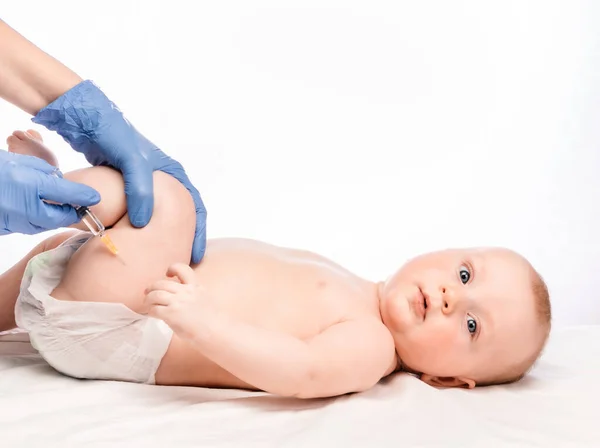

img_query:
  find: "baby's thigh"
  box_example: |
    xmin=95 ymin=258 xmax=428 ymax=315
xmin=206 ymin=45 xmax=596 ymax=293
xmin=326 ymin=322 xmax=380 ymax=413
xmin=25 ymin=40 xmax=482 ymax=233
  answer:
xmin=53 ymin=172 xmax=196 ymax=313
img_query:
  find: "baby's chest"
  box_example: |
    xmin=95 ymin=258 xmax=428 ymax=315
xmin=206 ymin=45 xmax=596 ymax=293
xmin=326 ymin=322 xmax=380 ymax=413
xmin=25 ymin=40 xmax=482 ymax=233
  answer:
xmin=248 ymin=287 xmax=359 ymax=338
xmin=201 ymin=268 xmax=370 ymax=339
xmin=192 ymin=241 xmax=375 ymax=339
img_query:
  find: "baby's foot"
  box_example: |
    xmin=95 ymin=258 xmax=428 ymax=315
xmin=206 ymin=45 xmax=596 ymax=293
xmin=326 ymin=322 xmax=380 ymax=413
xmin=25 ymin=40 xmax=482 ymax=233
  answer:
xmin=6 ymin=129 xmax=59 ymax=168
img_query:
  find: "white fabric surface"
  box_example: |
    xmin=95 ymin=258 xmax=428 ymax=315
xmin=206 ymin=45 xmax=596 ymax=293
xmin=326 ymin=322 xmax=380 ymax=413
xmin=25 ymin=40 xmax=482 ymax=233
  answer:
xmin=0 ymin=325 xmax=598 ymax=447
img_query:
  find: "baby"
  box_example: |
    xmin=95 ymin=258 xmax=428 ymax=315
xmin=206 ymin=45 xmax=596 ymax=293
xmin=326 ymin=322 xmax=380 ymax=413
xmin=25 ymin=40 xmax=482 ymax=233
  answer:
xmin=0 ymin=129 xmax=551 ymax=398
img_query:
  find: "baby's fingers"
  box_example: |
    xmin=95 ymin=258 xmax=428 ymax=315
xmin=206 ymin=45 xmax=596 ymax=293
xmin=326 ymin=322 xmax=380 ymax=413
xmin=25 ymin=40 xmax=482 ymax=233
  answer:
xmin=146 ymin=304 xmax=169 ymax=322
xmin=166 ymin=263 xmax=196 ymax=285
xmin=144 ymin=290 xmax=174 ymax=307
xmin=144 ymin=279 xmax=181 ymax=295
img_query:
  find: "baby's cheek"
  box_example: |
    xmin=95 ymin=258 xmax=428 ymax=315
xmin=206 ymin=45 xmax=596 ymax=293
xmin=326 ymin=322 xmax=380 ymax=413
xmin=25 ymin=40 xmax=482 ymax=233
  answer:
xmin=405 ymin=323 xmax=461 ymax=373
xmin=423 ymin=329 xmax=456 ymax=356
xmin=421 ymin=317 xmax=457 ymax=344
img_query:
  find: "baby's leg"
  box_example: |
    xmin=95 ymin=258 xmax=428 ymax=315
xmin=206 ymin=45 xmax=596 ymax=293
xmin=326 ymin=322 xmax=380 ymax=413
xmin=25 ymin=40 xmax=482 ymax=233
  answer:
xmin=53 ymin=167 xmax=196 ymax=313
xmin=0 ymin=230 xmax=80 ymax=332
xmin=6 ymin=128 xmax=196 ymax=312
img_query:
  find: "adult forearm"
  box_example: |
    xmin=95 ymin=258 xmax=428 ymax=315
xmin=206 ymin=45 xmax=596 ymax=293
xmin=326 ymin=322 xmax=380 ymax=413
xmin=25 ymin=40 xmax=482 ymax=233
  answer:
xmin=192 ymin=309 xmax=313 ymax=397
xmin=0 ymin=20 xmax=82 ymax=115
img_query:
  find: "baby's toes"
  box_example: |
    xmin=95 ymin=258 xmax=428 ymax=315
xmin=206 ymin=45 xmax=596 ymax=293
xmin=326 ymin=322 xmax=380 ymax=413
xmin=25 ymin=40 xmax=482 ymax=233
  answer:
xmin=12 ymin=130 xmax=28 ymax=141
xmin=6 ymin=134 xmax=24 ymax=153
xmin=26 ymin=129 xmax=43 ymax=142
xmin=6 ymin=129 xmax=58 ymax=168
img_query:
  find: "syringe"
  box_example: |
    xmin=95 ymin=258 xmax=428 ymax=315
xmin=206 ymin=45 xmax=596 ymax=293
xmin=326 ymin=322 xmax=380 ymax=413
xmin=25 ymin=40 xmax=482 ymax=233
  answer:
xmin=51 ymin=168 xmax=119 ymax=256
xmin=76 ymin=206 xmax=119 ymax=255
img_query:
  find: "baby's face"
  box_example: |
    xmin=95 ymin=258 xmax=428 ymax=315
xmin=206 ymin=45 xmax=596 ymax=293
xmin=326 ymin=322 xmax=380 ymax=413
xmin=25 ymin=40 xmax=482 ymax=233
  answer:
xmin=379 ymin=247 xmax=539 ymax=387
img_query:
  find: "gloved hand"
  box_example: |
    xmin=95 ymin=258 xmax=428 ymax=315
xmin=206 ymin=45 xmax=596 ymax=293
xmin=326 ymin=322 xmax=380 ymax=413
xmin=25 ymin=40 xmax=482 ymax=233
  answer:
xmin=0 ymin=150 xmax=100 ymax=235
xmin=32 ymin=80 xmax=207 ymax=263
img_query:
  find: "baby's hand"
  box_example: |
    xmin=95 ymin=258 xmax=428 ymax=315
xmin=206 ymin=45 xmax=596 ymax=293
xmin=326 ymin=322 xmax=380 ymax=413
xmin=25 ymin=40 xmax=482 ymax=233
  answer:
xmin=144 ymin=263 xmax=212 ymax=340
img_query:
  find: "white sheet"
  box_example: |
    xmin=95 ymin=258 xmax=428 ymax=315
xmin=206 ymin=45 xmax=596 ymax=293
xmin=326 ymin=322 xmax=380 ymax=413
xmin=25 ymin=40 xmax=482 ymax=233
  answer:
xmin=1 ymin=326 xmax=598 ymax=447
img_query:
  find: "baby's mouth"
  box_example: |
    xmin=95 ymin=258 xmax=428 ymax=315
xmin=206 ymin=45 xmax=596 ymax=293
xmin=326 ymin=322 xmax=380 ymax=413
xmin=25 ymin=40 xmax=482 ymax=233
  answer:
xmin=421 ymin=289 xmax=428 ymax=319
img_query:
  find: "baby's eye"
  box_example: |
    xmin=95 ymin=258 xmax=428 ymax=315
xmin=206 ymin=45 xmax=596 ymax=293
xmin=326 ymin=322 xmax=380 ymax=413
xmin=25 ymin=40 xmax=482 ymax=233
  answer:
xmin=459 ymin=265 xmax=471 ymax=284
xmin=467 ymin=316 xmax=477 ymax=335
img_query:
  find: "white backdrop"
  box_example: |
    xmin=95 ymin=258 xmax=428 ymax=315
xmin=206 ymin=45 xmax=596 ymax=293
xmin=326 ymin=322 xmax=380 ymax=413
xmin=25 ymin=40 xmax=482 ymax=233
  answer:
xmin=1 ymin=1 xmax=599 ymax=327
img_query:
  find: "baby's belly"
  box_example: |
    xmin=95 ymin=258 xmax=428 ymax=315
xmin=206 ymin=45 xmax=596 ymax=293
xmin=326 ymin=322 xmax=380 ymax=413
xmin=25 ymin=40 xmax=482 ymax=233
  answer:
xmin=191 ymin=238 xmax=372 ymax=335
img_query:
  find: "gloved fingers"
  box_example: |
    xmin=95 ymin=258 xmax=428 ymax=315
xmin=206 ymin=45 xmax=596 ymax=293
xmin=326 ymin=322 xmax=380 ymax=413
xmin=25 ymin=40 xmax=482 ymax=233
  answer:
xmin=0 ymin=218 xmax=44 ymax=236
xmin=120 ymin=156 xmax=154 ymax=228
xmin=0 ymin=150 xmax=57 ymax=174
xmin=170 ymin=169 xmax=207 ymax=264
xmin=158 ymin=164 xmax=208 ymax=264
xmin=191 ymin=218 xmax=207 ymax=265
xmin=191 ymin=194 xmax=207 ymax=263
xmin=38 ymin=175 xmax=101 ymax=207
xmin=30 ymin=202 xmax=81 ymax=230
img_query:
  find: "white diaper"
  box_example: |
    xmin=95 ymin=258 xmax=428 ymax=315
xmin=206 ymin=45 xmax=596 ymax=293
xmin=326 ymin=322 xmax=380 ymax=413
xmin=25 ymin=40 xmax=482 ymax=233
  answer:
xmin=14 ymin=232 xmax=173 ymax=384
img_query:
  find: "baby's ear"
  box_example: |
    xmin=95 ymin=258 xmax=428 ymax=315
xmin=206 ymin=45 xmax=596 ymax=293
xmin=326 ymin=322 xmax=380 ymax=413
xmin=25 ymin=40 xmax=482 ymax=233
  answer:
xmin=420 ymin=374 xmax=476 ymax=389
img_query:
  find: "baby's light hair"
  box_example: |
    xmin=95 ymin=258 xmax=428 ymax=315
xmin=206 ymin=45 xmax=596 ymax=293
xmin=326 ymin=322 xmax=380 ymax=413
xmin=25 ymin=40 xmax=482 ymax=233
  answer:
xmin=479 ymin=266 xmax=551 ymax=386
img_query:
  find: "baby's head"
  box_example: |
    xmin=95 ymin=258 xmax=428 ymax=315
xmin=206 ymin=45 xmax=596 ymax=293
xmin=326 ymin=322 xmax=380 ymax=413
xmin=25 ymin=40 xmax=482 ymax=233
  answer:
xmin=378 ymin=247 xmax=551 ymax=388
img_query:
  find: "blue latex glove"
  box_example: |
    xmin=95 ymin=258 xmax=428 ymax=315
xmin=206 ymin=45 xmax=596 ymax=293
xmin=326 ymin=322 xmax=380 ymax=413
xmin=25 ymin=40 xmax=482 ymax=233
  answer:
xmin=32 ymin=80 xmax=207 ymax=263
xmin=0 ymin=150 xmax=100 ymax=235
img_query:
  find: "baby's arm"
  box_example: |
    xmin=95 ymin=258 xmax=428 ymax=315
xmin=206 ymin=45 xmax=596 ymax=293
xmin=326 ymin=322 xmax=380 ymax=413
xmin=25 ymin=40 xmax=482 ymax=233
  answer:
xmin=0 ymin=230 xmax=80 ymax=331
xmin=198 ymin=315 xmax=395 ymax=398
xmin=198 ymin=313 xmax=394 ymax=398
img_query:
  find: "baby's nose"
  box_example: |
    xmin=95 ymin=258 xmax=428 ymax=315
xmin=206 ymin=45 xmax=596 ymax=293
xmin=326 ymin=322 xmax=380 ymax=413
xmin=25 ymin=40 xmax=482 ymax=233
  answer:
xmin=440 ymin=286 xmax=463 ymax=315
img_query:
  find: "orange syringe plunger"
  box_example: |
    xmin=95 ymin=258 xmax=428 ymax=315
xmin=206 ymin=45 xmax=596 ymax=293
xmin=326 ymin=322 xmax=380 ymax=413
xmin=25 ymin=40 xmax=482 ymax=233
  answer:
xmin=77 ymin=207 xmax=119 ymax=255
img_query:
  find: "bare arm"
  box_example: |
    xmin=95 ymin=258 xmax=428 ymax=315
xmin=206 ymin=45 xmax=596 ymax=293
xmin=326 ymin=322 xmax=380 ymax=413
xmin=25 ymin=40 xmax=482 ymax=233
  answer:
xmin=0 ymin=230 xmax=81 ymax=332
xmin=191 ymin=312 xmax=396 ymax=398
xmin=0 ymin=20 xmax=82 ymax=115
